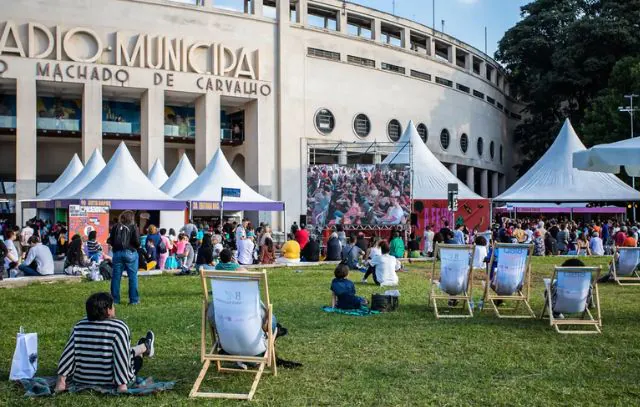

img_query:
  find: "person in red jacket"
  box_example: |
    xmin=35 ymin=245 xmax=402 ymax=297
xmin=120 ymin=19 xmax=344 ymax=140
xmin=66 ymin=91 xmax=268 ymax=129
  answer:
xmin=294 ymin=225 xmax=309 ymax=250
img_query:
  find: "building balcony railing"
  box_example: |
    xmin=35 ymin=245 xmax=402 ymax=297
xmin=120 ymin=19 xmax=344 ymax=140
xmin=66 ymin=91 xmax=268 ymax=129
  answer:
xmin=103 ymin=121 xmax=138 ymax=135
xmin=37 ymin=118 xmax=80 ymax=132
xmin=0 ymin=115 xmax=16 ymax=128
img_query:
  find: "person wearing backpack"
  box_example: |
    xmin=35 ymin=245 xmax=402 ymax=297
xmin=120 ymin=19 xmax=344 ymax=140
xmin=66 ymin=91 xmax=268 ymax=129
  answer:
xmin=157 ymin=228 xmax=172 ymax=270
xmin=107 ymin=211 xmax=141 ymax=305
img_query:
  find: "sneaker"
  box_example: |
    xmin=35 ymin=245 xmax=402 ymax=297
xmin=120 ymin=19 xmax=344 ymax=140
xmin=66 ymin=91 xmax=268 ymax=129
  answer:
xmin=361 ymin=277 xmax=367 ymax=284
xmin=138 ymin=330 xmax=155 ymax=358
xmin=448 ymin=299 xmax=459 ymax=307
xmin=235 ymin=361 xmax=248 ymax=370
xmin=552 ymin=312 xmax=565 ymax=319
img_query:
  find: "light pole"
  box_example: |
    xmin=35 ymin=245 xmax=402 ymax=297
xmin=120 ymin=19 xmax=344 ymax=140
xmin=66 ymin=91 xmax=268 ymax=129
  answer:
xmin=619 ymin=93 xmax=639 ymax=222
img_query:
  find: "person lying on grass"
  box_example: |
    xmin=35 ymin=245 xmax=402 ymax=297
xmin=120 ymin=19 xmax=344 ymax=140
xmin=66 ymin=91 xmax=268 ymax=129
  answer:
xmin=331 ymin=264 xmax=367 ymax=309
xmin=55 ymin=292 xmax=155 ymax=393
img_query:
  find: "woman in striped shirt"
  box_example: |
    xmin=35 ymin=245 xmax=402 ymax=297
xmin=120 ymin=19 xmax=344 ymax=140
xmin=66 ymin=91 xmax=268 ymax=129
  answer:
xmin=55 ymin=292 xmax=155 ymax=393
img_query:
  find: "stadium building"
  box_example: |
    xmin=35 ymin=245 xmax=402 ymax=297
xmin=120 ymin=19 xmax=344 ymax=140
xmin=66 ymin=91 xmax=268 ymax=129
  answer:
xmin=0 ymin=0 xmax=521 ymax=226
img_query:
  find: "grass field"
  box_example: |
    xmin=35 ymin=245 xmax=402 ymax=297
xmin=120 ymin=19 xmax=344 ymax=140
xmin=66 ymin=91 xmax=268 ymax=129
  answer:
xmin=2 ymin=256 xmax=640 ymax=406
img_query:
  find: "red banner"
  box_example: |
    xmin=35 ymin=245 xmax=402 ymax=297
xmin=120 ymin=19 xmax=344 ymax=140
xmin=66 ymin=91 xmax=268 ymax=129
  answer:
xmin=68 ymin=205 xmax=110 ymax=251
xmin=412 ymin=199 xmax=490 ymax=246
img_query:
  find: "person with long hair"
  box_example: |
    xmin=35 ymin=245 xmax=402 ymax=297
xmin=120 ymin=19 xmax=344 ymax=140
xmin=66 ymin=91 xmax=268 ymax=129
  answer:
xmin=196 ymin=233 xmax=215 ymax=271
xmin=108 ymin=210 xmax=141 ymax=305
xmin=64 ymin=237 xmax=91 ymax=272
xmin=157 ymin=228 xmax=172 ymax=270
xmin=259 ymin=236 xmax=275 ymax=264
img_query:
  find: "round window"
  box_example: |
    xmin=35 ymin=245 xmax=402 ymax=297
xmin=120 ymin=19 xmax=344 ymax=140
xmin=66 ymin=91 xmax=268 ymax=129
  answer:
xmin=314 ymin=109 xmax=335 ymax=134
xmin=417 ymin=123 xmax=428 ymax=143
xmin=499 ymin=144 xmax=503 ymax=164
xmin=353 ymin=114 xmax=371 ymax=138
xmin=490 ymin=141 xmax=495 ymax=160
xmin=388 ymin=119 xmax=402 ymax=142
xmin=440 ymin=129 xmax=450 ymax=150
xmin=477 ymin=137 xmax=484 ymax=157
xmin=460 ymin=133 xmax=469 ymax=154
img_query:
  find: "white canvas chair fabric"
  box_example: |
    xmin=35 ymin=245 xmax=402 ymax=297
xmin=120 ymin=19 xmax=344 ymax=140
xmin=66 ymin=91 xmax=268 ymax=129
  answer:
xmin=210 ymin=278 xmax=266 ymax=356
xmin=68 ymin=142 xmax=175 ymax=200
xmin=53 ymin=149 xmax=106 ymax=199
xmin=616 ymin=248 xmax=640 ymax=277
xmin=429 ymin=244 xmax=475 ymax=318
xmin=544 ymin=272 xmax=592 ymax=314
xmin=161 ymin=154 xmax=198 ymax=196
xmin=38 ymin=154 xmax=83 ymax=199
xmin=147 ymin=159 xmax=169 ymax=188
xmin=439 ymin=248 xmax=472 ymax=295
xmin=492 ymin=246 xmax=528 ymax=295
xmin=573 ymin=136 xmax=640 ymax=177
xmin=383 ymin=121 xmax=482 ymax=199
xmin=496 ymin=119 xmax=638 ymax=202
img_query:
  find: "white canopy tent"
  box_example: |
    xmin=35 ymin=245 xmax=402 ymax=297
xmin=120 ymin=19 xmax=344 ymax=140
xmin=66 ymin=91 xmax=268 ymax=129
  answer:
xmin=383 ymin=120 xmax=483 ymax=199
xmin=175 ymin=149 xmax=284 ymax=211
xmin=147 ymin=158 xmax=169 ymax=188
xmin=69 ymin=142 xmax=176 ymax=202
xmin=573 ymin=136 xmax=640 ymax=177
xmin=161 ymin=154 xmax=198 ymax=197
xmin=54 ymin=149 xmax=106 ymax=199
xmin=37 ymin=154 xmax=84 ymax=199
xmin=495 ymin=119 xmax=639 ymax=202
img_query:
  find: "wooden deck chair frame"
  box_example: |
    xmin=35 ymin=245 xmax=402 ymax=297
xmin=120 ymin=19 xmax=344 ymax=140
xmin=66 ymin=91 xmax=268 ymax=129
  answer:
xmin=428 ymin=244 xmax=475 ymax=318
xmin=540 ymin=266 xmax=602 ymax=335
xmin=482 ymin=243 xmax=535 ymax=318
xmin=190 ymin=269 xmax=277 ymax=400
xmin=611 ymin=247 xmax=640 ymax=286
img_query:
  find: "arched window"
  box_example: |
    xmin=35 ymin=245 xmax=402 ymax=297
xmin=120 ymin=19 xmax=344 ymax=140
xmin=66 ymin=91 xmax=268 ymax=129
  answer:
xmin=314 ymin=109 xmax=335 ymax=134
xmin=477 ymin=137 xmax=484 ymax=157
xmin=460 ymin=133 xmax=469 ymax=154
xmin=353 ymin=114 xmax=371 ymax=138
xmin=417 ymin=123 xmax=428 ymax=143
xmin=440 ymin=129 xmax=450 ymax=150
xmin=388 ymin=119 xmax=402 ymax=141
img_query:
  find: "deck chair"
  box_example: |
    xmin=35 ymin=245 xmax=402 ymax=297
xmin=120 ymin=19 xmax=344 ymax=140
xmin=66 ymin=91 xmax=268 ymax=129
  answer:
xmin=482 ymin=243 xmax=535 ymax=318
xmin=540 ymin=266 xmax=602 ymax=334
xmin=428 ymin=244 xmax=475 ymax=318
xmin=190 ymin=269 xmax=276 ymax=400
xmin=611 ymin=247 xmax=640 ymax=285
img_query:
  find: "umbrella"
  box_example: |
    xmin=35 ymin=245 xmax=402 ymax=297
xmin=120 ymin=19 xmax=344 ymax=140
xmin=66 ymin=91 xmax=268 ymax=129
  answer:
xmin=573 ymin=137 xmax=640 ymax=176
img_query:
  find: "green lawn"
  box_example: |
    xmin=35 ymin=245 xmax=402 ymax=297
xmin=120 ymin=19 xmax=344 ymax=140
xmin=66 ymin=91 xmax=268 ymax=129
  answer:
xmin=2 ymin=257 xmax=640 ymax=406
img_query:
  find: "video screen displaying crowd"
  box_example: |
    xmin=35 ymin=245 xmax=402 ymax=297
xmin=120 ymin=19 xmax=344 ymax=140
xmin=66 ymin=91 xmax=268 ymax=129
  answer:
xmin=306 ymin=164 xmax=411 ymax=226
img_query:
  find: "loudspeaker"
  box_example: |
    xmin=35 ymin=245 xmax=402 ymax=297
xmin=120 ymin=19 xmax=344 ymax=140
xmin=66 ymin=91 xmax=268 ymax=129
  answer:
xmin=299 ymin=214 xmax=308 ymax=227
xmin=410 ymin=213 xmax=418 ymax=226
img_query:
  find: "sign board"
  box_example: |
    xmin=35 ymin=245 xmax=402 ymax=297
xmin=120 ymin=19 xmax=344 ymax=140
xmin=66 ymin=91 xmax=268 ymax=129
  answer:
xmin=68 ymin=205 xmax=110 ymax=252
xmin=447 ymin=183 xmax=459 ymax=212
xmin=221 ymin=187 xmax=241 ymax=198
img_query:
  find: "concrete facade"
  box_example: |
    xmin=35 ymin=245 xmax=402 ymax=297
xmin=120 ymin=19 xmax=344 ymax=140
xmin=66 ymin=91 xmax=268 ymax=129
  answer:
xmin=0 ymin=0 xmax=522 ymax=227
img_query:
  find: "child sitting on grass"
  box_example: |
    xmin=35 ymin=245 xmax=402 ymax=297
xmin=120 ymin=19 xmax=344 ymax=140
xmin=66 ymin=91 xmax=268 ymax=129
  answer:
xmin=331 ymin=264 xmax=367 ymax=309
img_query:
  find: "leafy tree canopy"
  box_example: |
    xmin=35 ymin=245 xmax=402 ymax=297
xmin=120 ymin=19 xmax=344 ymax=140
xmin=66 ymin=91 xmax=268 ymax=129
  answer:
xmin=496 ymin=0 xmax=640 ymax=175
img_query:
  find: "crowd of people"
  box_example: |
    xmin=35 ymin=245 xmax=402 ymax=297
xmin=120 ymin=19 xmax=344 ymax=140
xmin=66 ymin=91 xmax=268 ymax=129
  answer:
xmin=306 ymin=164 xmax=411 ymax=226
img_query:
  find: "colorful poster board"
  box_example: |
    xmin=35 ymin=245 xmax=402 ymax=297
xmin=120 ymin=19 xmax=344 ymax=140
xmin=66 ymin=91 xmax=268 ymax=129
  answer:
xmin=307 ymin=164 xmax=411 ymax=226
xmin=68 ymin=205 xmax=110 ymax=251
xmin=412 ymin=199 xmax=490 ymax=250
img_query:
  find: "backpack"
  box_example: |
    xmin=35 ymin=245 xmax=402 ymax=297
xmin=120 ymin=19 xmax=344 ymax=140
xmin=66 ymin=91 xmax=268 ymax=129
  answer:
xmin=157 ymin=238 xmax=167 ymax=254
xmin=99 ymin=261 xmax=112 ymax=280
xmin=111 ymin=223 xmax=131 ymax=251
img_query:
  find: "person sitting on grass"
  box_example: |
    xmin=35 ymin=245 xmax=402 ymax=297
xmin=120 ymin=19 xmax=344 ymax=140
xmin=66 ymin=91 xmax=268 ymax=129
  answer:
xmin=389 ymin=231 xmax=405 ymax=258
xmin=86 ymin=230 xmax=111 ymax=263
xmin=362 ymin=240 xmax=400 ymax=286
xmin=19 ymin=235 xmax=54 ymax=276
xmin=331 ymin=264 xmax=367 ymax=309
xmin=275 ymin=233 xmax=301 ymax=264
xmin=215 ymin=248 xmax=243 ymax=271
xmin=55 ymin=292 xmax=155 ymax=393
xmin=176 ymin=233 xmax=195 ymax=275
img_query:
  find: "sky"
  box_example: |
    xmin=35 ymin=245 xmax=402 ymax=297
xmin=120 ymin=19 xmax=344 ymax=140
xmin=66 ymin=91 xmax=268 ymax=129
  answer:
xmin=172 ymin=0 xmax=530 ymax=58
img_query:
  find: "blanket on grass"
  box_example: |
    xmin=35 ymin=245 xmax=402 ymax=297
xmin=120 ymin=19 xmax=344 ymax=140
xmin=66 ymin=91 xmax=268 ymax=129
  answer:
xmin=322 ymin=305 xmax=380 ymax=316
xmin=19 ymin=376 xmax=175 ymax=397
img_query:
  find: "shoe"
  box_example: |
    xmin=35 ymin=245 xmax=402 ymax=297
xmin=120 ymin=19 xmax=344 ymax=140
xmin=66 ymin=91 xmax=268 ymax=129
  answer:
xmin=448 ymin=299 xmax=459 ymax=307
xmin=552 ymin=312 xmax=565 ymax=319
xmin=275 ymin=323 xmax=288 ymax=338
xmin=138 ymin=330 xmax=155 ymax=358
xmin=361 ymin=277 xmax=367 ymax=284
xmin=235 ymin=361 xmax=248 ymax=370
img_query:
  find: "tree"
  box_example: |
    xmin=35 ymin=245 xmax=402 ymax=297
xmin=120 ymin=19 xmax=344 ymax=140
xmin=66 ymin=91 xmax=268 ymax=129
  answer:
xmin=496 ymin=0 xmax=640 ymax=175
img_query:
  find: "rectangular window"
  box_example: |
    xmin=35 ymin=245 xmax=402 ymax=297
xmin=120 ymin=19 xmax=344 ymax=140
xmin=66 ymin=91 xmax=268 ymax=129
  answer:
xmin=456 ymin=84 xmax=470 ymax=93
xmin=486 ymin=96 xmax=495 ymax=105
xmin=473 ymin=90 xmax=485 ymax=99
xmin=435 ymin=76 xmax=453 ymax=87
xmin=307 ymin=47 xmax=340 ymax=61
xmin=381 ymin=62 xmax=405 ymax=74
xmin=410 ymin=70 xmax=431 ymax=81
xmin=496 ymin=102 xmax=504 ymax=110
xmin=510 ymin=112 xmax=522 ymax=120
xmin=347 ymin=55 xmax=375 ymax=68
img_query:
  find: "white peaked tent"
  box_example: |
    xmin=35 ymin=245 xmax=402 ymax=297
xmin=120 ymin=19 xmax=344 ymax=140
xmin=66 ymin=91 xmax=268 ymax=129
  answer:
xmin=69 ymin=142 xmax=176 ymax=202
xmin=573 ymin=136 xmax=640 ymax=177
xmin=38 ymin=154 xmax=84 ymax=199
xmin=383 ymin=120 xmax=483 ymax=199
xmin=148 ymin=158 xmax=169 ymax=188
xmin=176 ymin=149 xmax=284 ymax=211
xmin=161 ymin=154 xmax=198 ymax=197
xmin=495 ymin=119 xmax=639 ymax=202
xmin=54 ymin=149 xmax=106 ymax=199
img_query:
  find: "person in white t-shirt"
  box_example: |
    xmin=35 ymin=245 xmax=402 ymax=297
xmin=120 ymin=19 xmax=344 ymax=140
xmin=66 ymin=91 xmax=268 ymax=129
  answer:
xmin=20 ymin=224 xmax=34 ymax=247
xmin=379 ymin=198 xmax=404 ymax=225
xmin=235 ymin=219 xmax=248 ymax=242
xmin=367 ymin=240 xmax=400 ymax=286
xmin=236 ymin=236 xmax=255 ymax=265
xmin=423 ymin=225 xmax=435 ymax=257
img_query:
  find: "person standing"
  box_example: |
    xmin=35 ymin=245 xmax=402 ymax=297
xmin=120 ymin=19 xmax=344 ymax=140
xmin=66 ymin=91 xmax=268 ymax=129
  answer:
xmin=295 ymin=225 xmax=310 ymax=250
xmin=237 ymin=235 xmax=256 ymax=266
xmin=108 ymin=211 xmax=141 ymax=305
xmin=423 ymin=225 xmax=435 ymax=257
xmin=157 ymin=228 xmax=172 ymax=270
xmin=235 ymin=218 xmax=249 ymax=242
xmin=453 ymin=224 xmax=465 ymax=245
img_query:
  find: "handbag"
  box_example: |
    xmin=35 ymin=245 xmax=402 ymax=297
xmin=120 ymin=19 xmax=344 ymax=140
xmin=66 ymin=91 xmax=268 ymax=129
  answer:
xmin=370 ymin=293 xmax=399 ymax=312
xmin=9 ymin=327 xmax=38 ymax=380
